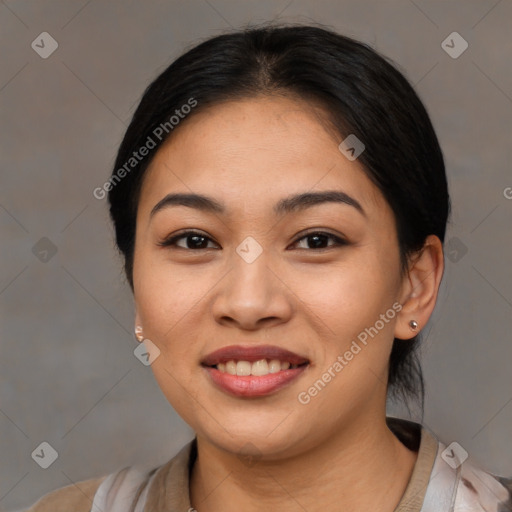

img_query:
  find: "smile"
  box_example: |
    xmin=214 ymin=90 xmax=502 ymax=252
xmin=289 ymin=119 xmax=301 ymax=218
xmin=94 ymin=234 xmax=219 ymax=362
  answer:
xmin=201 ymin=344 xmax=310 ymax=397
xmin=215 ymin=359 xmax=303 ymax=375
xmin=203 ymin=364 xmax=309 ymax=397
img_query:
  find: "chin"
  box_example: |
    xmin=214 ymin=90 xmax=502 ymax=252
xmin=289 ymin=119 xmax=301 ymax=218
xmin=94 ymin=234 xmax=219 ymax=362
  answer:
xmin=195 ymin=418 xmax=308 ymax=461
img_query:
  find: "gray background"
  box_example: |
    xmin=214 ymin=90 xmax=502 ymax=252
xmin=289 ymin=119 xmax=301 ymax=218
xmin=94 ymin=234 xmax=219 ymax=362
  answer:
xmin=1 ymin=1 xmax=511 ymax=510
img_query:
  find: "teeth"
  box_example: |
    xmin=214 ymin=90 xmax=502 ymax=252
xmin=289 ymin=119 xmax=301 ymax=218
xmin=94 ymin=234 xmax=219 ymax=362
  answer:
xmin=215 ymin=359 xmax=302 ymax=376
xmin=251 ymin=359 xmax=269 ymax=376
xmin=226 ymin=361 xmax=237 ymax=375
xmin=268 ymin=359 xmax=282 ymax=373
xmin=236 ymin=361 xmax=251 ymax=376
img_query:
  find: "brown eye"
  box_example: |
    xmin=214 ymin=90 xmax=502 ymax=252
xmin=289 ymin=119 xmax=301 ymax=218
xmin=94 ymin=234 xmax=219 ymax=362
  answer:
xmin=158 ymin=231 xmax=219 ymax=250
xmin=293 ymin=232 xmax=347 ymax=250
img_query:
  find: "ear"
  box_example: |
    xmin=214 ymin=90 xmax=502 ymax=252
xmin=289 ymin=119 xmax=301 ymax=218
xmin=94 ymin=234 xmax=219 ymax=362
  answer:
xmin=394 ymin=234 xmax=445 ymax=340
xmin=134 ymin=308 xmax=143 ymax=340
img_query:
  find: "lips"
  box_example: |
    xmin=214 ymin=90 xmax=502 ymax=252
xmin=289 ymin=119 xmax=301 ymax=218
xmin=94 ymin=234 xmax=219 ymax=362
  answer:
xmin=201 ymin=345 xmax=309 ymax=366
xmin=201 ymin=345 xmax=310 ymax=398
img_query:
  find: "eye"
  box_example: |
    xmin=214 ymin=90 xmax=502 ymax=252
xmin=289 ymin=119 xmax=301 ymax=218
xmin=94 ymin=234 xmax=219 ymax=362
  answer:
xmin=292 ymin=231 xmax=348 ymax=250
xmin=158 ymin=230 xmax=348 ymax=251
xmin=157 ymin=230 xmax=219 ymax=250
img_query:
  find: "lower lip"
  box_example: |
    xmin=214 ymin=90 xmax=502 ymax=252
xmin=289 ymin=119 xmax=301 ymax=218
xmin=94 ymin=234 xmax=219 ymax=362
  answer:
xmin=203 ymin=365 xmax=308 ymax=397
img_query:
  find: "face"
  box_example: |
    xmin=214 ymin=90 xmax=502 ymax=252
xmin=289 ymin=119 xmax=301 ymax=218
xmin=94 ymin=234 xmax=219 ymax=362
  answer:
xmin=133 ymin=95 xmax=408 ymax=458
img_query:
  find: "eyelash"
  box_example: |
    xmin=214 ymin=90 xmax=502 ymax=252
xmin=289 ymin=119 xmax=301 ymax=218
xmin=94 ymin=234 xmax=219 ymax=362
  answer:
xmin=157 ymin=230 xmax=348 ymax=251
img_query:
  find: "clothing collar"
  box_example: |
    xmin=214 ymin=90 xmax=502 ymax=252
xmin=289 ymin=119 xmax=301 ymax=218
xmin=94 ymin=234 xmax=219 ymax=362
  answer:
xmin=145 ymin=416 xmax=438 ymax=511
xmin=96 ymin=417 xmax=511 ymax=511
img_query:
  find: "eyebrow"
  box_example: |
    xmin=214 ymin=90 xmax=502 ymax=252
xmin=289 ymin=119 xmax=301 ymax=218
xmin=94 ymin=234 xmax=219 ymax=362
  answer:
xmin=150 ymin=190 xmax=366 ymax=219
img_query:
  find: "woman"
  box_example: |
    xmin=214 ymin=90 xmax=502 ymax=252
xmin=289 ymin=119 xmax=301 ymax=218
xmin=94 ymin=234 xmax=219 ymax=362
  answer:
xmin=26 ymin=23 xmax=511 ymax=512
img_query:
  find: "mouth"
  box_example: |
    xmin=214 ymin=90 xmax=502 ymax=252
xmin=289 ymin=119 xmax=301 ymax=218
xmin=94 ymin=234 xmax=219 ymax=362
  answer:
xmin=212 ymin=359 xmax=307 ymax=375
xmin=201 ymin=345 xmax=310 ymax=397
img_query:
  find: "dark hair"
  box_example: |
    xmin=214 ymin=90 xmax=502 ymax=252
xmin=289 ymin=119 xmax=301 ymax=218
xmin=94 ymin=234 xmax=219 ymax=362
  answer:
xmin=108 ymin=23 xmax=450 ymax=414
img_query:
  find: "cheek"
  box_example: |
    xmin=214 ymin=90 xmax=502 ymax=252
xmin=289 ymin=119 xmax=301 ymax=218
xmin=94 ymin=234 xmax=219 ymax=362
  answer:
xmin=294 ymin=256 xmax=397 ymax=332
xmin=133 ymin=258 xmax=208 ymax=353
xmin=134 ymin=264 xmax=205 ymax=419
xmin=292 ymin=257 xmax=400 ymax=397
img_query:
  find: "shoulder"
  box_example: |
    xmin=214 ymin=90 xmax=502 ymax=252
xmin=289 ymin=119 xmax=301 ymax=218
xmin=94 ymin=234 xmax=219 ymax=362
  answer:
xmin=22 ymin=440 xmax=198 ymax=512
xmin=391 ymin=418 xmax=512 ymax=511
xmin=24 ymin=475 xmax=107 ymax=512
xmin=421 ymin=423 xmax=512 ymax=511
xmin=455 ymin=458 xmax=512 ymax=511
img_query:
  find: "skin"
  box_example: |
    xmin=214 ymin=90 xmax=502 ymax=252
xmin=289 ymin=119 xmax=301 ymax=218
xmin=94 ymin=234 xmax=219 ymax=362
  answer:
xmin=132 ymin=95 xmax=445 ymax=511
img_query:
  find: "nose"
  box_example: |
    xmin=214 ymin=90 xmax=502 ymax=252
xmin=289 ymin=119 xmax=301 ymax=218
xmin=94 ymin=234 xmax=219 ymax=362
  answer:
xmin=211 ymin=250 xmax=293 ymax=331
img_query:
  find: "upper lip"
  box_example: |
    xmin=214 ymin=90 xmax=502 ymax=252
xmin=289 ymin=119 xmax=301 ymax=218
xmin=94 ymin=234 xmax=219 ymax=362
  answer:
xmin=201 ymin=345 xmax=309 ymax=366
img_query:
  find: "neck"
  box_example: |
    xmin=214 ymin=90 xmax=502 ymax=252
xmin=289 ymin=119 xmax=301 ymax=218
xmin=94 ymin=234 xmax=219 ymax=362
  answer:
xmin=189 ymin=412 xmax=418 ymax=512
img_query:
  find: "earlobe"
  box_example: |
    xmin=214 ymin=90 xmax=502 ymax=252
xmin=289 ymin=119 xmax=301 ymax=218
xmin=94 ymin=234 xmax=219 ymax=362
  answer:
xmin=394 ymin=235 xmax=445 ymax=340
xmin=134 ymin=310 xmax=144 ymax=342
xmin=134 ymin=325 xmax=144 ymax=342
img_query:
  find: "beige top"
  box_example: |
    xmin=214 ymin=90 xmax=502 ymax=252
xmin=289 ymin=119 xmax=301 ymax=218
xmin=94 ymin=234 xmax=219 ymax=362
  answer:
xmin=24 ymin=417 xmax=439 ymax=512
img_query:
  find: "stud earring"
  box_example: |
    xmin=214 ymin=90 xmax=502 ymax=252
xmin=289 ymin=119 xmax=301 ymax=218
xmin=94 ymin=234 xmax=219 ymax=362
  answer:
xmin=134 ymin=326 xmax=144 ymax=343
xmin=409 ymin=320 xmax=419 ymax=331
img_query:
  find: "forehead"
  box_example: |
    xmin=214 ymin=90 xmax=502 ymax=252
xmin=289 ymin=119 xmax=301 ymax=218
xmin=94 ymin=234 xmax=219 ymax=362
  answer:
xmin=138 ymin=96 xmax=386 ymax=217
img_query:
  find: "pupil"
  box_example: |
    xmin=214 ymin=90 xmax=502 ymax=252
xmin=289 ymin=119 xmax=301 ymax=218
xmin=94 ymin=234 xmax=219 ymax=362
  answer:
xmin=189 ymin=235 xmax=206 ymax=249
xmin=309 ymin=234 xmax=327 ymax=248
